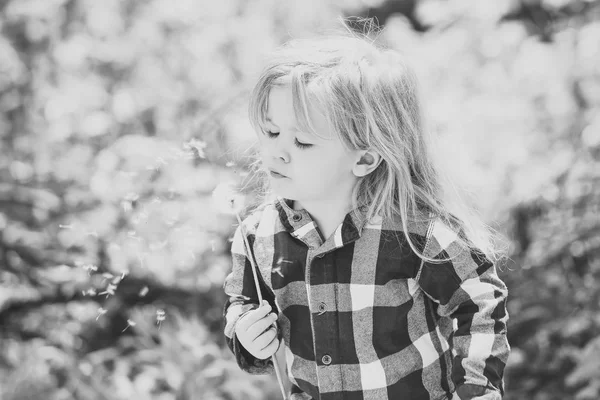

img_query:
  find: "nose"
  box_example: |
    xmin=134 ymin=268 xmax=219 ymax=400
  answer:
xmin=264 ymin=138 xmax=290 ymax=164
xmin=275 ymin=151 xmax=290 ymax=164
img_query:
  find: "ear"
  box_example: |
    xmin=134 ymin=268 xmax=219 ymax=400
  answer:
xmin=352 ymin=150 xmax=382 ymax=177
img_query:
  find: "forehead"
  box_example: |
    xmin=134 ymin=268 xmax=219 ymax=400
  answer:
xmin=265 ymin=86 xmax=295 ymax=122
xmin=265 ymin=85 xmax=332 ymax=139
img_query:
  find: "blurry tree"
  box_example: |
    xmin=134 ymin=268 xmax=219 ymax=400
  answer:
xmin=348 ymin=0 xmax=600 ymax=399
xmin=0 ymin=0 xmax=343 ymax=398
xmin=1 ymin=0 xmax=599 ymax=399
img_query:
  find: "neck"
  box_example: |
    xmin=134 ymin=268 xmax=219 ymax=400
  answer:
xmin=293 ymin=196 xmax=354 ymax=240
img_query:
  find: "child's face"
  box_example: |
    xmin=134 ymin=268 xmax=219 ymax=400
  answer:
xmin=260 ymin=85 xmax=360 ymax=207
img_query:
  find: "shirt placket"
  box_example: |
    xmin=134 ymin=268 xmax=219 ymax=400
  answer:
xmin=306 ymin=250 xmax=344 ymax=397
xmin=278 ymin=198 xmax=365 ymax=398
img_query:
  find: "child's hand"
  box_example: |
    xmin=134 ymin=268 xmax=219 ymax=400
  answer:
xmin=235 ymin=300 xmax=280 ymax=360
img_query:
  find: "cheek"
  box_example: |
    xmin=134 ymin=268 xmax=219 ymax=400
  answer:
xmin=258 ymin=141 xmax=274 ymax=160
xmin=259 ymin=145 xmax=268 ymax=158
xmin=300 ymin=154 xmax=348 ymax=181
xmin=322 ymin=151 xmax=354 ymax=173
xmin=295 ymin=152 xmax=325 ymax=171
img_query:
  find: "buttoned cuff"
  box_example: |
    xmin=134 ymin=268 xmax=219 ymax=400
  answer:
xmin=231 ymin=316 xmax=283 ymax=375
xmin=454 ymin=384 xmax=503 ymax=400
xmin=232 ymin=333 xmax=275 ymax=375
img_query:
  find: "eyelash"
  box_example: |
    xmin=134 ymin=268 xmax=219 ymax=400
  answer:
xmin=265 ymin=130 xmax=313 ymax=150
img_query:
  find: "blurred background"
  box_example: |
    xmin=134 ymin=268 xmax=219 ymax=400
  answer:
xmin=0 ymin=0 xmax=599 ymax=399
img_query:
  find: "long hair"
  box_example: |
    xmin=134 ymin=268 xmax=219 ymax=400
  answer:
xmin=246 ymin=21 xmax=507 ymax=264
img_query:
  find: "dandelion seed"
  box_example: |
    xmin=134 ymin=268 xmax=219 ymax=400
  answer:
xmin=139 ymin=286 xmax=149 ymax=297
xmin=210 ymin=240 xmax=216 ymax=252
xmin=127 ymin=231 xmax=143 ymax=242
xmin=276 ymin=257 xmax=293 ymax=266
xmin=82 ymin=288 xmax=97 ymax=296
xmin=179 ymin=148 xmax=193 ymax=158
xmin=211 ymin=182 xmax=244 ymax=215
xmin=124 ymin=192 xmax=139 ymax=202
xmin=137 ymin=252 xmax=146 ymax=268
xmin=184 ymin=138 xmax=207 ymax=158
xmin=156 ymin=309 xmax=166 ymax=329
xmin=122 ymin=319 xmax=136 ymax=332
xmin=273 ymin=257 xmax=291 ymax=277
xmin=59 ymin=224 xmax=74 ymax=229
xmin=82 ymin=264 xmax=98 ymax=275
xmin=156 ymin=157 xmax=168 ymax=166
xmin=164 ymin=218 xmax=178 ymax=226
xmin=96 ymin=307 xmax=107 ymax=320
xmin=101 ymin=272 xmax=114 ymax=282
xmin=121 ymin=201 xmax=132 ymax=213
xmin=99 ymin=283 xmax=117 ymax=298
xmin=225 ymin=161 xmax=236 ymax=168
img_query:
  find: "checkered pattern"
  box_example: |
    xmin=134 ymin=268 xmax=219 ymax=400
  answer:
xmin=223 ymin=197 xmax=510 ymax=400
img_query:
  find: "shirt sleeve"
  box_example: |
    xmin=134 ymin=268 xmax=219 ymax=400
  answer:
xmin=222 ymin=222 xmax=275 ymax=375
xmin=416 ymin=220 xmax=510 ymax=400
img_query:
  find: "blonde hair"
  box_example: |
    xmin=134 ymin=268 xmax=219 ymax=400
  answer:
xmin=246 ymin=20 xmax=507 ymax=264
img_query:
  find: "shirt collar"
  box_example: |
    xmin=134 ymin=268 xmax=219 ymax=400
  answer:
xmin=274 ymin=197 xmax=369 ymax=250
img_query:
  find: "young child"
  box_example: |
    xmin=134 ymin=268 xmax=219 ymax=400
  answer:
xmin=223 ymin=26 xmax=510 ymax=400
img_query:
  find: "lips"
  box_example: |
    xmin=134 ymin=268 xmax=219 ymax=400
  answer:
xmin=268 ymin=168 xmax=287 ymax=178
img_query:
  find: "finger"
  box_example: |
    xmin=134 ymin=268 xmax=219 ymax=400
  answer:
xmin=237 ymin=311 xmax=275 ymax=339
xmin=237 ymin=301 xmax=272 ymax=330
xmin=255 ymin=326 xmax=278 ymax=351
xmin=257 ymin=333 xmax=281 ymax=359
xmin=246 ymin=313 xmax=278 ymax=341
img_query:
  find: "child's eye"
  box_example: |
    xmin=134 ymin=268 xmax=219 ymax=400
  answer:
xmin=294 ymin=139 xmax=313 ymax=150
xmin=265 ymin=130 xmax=313 ymax=150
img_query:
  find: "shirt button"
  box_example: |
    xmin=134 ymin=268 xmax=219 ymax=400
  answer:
xmin=317 ymin=302 xmax=326 ymax=313
xmin=322 ymin=354 xmax=332 ymax=365
xmin=292 ymin=214 xmax=302 ymax=222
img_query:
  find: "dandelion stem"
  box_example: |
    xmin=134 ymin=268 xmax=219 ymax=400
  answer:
xmin=234 ymin=212 xmax=263 ymax=305
xmin=234 ymin=209 xmax=287 ymax=399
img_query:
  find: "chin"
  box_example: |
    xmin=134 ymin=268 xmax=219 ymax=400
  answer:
xmin=269 ymin=185 xmax=299 ymax=201
xmin=271 ymin=189 xmax=296 ymax=200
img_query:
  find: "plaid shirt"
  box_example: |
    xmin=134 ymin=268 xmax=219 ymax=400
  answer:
xmin=223 ymin=197 xmax=510 ymax=400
